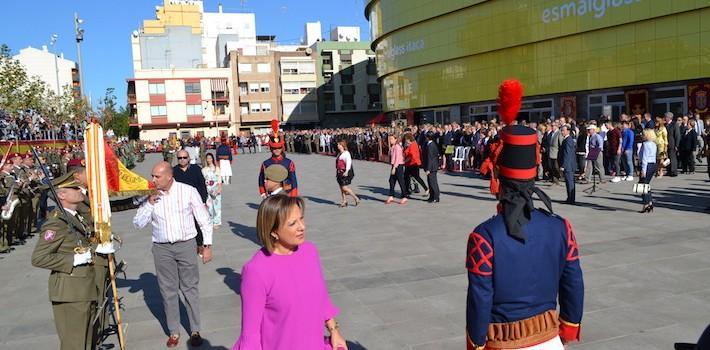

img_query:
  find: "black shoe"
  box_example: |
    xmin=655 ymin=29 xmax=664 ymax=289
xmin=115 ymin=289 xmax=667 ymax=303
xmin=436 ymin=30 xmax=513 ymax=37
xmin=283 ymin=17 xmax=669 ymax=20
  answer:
xmin=562 ymin=200 xmax=576 ymax=205
xmin=427 ymin=199 xmax=440 ymax=203
xmin=189 ymin=332 xmax=203 ymax=347
xmin=674 ymin=343 xmax=696 ymax=350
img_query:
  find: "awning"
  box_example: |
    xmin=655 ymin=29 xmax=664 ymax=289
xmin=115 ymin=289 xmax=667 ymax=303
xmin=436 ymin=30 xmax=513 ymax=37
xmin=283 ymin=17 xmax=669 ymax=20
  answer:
xmin=367 ymin=113 xmax=387 ymax=125
xmin=210 ymin=78 xmax=228 ymax=92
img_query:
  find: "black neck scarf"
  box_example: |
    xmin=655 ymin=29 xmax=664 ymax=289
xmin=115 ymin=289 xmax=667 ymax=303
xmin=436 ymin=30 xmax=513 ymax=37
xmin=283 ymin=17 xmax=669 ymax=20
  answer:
xmin=499 ymin=179 xmax=554 ymax=241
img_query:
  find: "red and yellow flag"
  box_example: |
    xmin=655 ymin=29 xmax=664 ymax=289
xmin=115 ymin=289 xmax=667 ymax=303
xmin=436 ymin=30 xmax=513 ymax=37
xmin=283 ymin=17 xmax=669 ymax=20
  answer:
xmin=103 ymin=142 xmax=155 ymax=196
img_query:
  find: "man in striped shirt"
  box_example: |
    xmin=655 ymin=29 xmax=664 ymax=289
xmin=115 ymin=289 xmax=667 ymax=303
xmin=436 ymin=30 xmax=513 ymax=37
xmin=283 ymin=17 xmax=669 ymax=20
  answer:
xmin=133 ymin=161 xmax=213 ymax=348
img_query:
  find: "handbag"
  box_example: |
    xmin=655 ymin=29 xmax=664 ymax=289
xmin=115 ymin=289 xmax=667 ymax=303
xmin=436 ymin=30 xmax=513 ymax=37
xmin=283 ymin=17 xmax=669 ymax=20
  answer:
xmin=662 ymin=158 xmax=670 ymax=167
xmin=445 ymin=145 xmax=455 ymax=155
xmin=632 ymin=183 xmax=650 ymax=194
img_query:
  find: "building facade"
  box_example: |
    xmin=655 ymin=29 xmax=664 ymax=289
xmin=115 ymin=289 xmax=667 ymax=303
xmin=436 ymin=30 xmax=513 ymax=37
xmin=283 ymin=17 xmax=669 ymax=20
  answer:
xmin=13 ymin=46 xmax=79 ymax=97
xmin=366 ymin=0 xmax=710 ymax=123
xmin=312 ymin=40 xmax=381 ymax=127
xmin=128 ymin=68 xmax=231 ymax=141
xmin=129 ymin=0 xmax=248 ymax=140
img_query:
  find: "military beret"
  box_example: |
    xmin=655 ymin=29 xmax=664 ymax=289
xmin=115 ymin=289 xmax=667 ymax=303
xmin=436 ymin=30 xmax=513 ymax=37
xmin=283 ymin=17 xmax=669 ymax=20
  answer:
xmin=264 ymin=164 xmax=288 ymax=182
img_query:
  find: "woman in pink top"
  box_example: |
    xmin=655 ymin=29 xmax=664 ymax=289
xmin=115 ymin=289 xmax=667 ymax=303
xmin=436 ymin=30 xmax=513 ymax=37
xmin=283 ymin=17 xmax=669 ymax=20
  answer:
xmin=386 ymin=134 xmax=408 ymax=204
xmin=232 ymin=196 xmax=347 ymax=350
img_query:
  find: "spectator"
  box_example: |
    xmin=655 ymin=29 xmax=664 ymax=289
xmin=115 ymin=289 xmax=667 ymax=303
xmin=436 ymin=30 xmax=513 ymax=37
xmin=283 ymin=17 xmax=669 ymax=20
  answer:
xmin=621 ymin=120 xmax=635 ymax=181
xmin=679 ymin=119 xmax=697 ymax=174
xmin=386 ymin=134 xmax=407 ymax=205
xmin=638 ymin=129 xmax=657 ymax=213
xmin=335 ymin=140 xmax=359 ymax=207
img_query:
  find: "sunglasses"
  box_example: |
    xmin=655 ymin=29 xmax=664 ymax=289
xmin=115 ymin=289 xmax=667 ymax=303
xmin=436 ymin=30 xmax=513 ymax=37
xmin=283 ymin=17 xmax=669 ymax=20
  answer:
xmin=177 ymin=156 xmax=189 ymax=160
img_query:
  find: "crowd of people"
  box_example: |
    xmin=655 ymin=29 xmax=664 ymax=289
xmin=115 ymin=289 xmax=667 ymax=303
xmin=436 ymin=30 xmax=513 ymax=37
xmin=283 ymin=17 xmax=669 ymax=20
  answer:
xmin=5 ymin=99 xmax=709 ymax=350
xmin=0 ymin=109 xmax=86 ymax=141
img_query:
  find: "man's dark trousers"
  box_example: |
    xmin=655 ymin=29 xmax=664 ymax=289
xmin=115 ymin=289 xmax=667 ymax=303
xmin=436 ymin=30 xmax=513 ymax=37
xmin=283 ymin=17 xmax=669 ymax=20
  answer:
xmin=564 ymin=169 xmax=575 ymax=204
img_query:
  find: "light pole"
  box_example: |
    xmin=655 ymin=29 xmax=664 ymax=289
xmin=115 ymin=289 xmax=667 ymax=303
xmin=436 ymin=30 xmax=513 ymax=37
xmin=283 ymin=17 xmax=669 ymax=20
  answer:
xmin=74 ymin=13 xmax=85 ymax=98
xmin=50 ymin=34 xmax=60 ymax=95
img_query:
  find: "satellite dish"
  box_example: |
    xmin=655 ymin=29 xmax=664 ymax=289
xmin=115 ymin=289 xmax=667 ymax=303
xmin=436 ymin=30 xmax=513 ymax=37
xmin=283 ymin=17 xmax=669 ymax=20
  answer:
xmin=132 ymin=30 xmax=139 ymax=38
xmin=305 ymin=47 xmax=313 ymax=55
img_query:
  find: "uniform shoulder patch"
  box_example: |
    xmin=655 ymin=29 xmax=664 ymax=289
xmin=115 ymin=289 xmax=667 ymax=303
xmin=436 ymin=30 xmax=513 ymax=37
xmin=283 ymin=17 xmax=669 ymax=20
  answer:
xmin=466 ymin=232 xmax=494 ymax=276
xmin=564 ymin=220 xmax=580 ymax=262
xmin=43 ymin=230 xmax=56 ymax=241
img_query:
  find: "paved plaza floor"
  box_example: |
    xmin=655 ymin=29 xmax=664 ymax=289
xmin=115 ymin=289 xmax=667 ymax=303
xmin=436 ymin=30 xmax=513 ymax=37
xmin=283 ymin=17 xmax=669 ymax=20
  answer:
xmin=1 ymin=152 xmax=709 ymax=350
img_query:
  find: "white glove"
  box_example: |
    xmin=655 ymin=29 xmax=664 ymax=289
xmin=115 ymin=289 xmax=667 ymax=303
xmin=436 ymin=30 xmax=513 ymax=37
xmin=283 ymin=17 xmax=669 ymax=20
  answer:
xmin=73 ymin=251 xmax=93 ymax=266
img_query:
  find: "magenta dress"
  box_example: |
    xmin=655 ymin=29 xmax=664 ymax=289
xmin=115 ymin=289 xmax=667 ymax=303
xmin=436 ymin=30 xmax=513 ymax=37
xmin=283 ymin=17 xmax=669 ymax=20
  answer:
xmin=233 ymin=241 xmax=339 ymax=350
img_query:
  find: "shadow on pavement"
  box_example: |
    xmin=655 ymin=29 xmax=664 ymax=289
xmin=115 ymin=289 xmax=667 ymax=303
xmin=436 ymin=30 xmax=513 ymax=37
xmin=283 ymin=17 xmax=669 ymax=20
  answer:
xmin=439 ymin=190 xmax=496 ymax=202
xmin=303 ymin=195 xmax=338 ymax=206
xmin=228 ymin=221 xmax=260 ymax=246
xmin=216 ymin=267 xmax=242 ymax=296
xmin=245 ymin=202 xmax=260 ymax=210
xmin=117 ymin=272 xmax=190 ymax=336
xmin=346 ymin=340 xmax=368 ymax=349
xmin=188 ymin=337 xmax=229 ymax=349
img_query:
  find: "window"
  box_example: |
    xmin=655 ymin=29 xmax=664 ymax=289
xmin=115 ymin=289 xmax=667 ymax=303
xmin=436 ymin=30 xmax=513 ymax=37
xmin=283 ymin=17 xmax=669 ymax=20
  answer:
xmin=299 ymin=62 xmax=315 ymax=74
xmin=281 ymin=61 xmax=315 ymax=75
xmin=150 ymin=105 xmax=167 ymax=116
xmin=238 ymin=63 xmax=252 ymax=72
xmin=186 ymin=104 xmax=202 ymax=115
xmin=341 ymin=74 xmax=353 ymax=84
xmin=342 ymin=94 xmax=354 ymax=104
xmin=260 ymin=83 xmax=270 ymax=93
xmin=214 ymin=102 xmax=227 ymax=115
xmin=239 ymin=83 xmax=248 ymax=95
xmin=283 ymin=82 xmax=315 ymax=95
xmin=281 ymin=62 xmax=298 ymax=75
xmin=261 ymin=103 xmax=272 ymax=112
xmin=250 ymin=103 xmax=261 ymax=113
xmin=249 ymin=83 xmax=260 ymax=93
xmin=257 ymin=63 xmax=271 ymax=73
xmin=300 ymin=87 xmax=314 ymax=94
xmin=185 ymin=82 xmax=201 ymax=94
xmin=149 ymin=83 xmax=165 ymax=95
xmin=588 ymin=93 xmax=625 ymax=120
xmin=283 ymin=102 xmax=316 ymax=115
xmin=240 ymin=103 xmax=249 ymax=115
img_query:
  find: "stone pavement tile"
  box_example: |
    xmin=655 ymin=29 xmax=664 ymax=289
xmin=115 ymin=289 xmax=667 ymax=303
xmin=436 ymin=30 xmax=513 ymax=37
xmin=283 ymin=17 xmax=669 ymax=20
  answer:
xmin=412 ymin=335 xmax=465 ymax=350
xmin=2 ymin=333 xmax=59 ymax=350
xmin=124 ymin=319 xmax=168 ymax=344
xmin=397 ymin=277 xmax=458 ymax=299
xmin=384 ymin=315 xmax=460 ymax=347
xmin=419 ymin=290 xmax=467 ymax=315
xmin=201 ymin=307 xmax=239 ymax=332
xmin=382 ymin=267 xmax=440 ymax=284
xmin=345 ymin=325 xmax=402 ymax=350
xmin=580 ymin=305 xmax=675 ymax=343
xmin=336 ymin=272 xmax=395 ymax=291
xmin=352 ymin=284 xmax=416 ymax=306
xmin=367 ymin=299 xmax=439 ymax=325
xmin=6 ymin=316 xmax=57 ymax=339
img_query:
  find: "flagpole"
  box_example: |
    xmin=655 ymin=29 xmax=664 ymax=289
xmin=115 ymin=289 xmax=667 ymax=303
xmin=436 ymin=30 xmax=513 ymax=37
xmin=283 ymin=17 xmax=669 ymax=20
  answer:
xmin=108 ymin=254 xmax=126 ymax=350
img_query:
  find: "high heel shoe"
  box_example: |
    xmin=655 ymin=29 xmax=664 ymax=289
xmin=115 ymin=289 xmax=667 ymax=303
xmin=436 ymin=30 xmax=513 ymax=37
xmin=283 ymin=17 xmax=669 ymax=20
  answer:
xmin=353 ymin=199 xmax=360 ymax=207
xmin=638 ymin=204 xmax=654 ymax=213
xmin=338 ymin=202 xmax=348 ymax=208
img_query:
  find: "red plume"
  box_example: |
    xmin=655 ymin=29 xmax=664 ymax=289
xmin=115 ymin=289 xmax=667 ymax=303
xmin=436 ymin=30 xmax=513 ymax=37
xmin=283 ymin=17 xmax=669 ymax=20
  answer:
xmin=271 ymin=119 xmax=279 ymax=136
xmin=497 ymin=79 xmax=524 ymax=125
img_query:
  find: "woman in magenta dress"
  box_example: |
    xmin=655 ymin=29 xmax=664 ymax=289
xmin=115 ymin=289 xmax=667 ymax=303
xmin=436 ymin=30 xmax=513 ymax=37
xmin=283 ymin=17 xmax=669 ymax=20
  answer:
xmin=233 ymin=196 xmax=347 ymax=350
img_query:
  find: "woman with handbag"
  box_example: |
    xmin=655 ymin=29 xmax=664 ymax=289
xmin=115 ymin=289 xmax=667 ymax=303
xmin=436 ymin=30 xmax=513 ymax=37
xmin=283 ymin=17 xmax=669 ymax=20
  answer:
xmin=638 ymin=128 xmax=657 ymax=213
xmin=654 ymin=116 xmax=668 ymax=177
xmin=202 ymin=153 xmax=222 ymax=226
xmin=232 ymin=196 xmax=347 ymax=350
xmin=335 ymin=140 xmax=359 ymax=207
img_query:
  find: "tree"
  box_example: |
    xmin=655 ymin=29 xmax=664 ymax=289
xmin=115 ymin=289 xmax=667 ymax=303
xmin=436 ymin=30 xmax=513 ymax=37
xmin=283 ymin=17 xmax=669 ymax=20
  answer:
xmin=98 ymin=88 xmax=128 ymax=136
xmin=0 ymin=44 xmax=10 ymax=58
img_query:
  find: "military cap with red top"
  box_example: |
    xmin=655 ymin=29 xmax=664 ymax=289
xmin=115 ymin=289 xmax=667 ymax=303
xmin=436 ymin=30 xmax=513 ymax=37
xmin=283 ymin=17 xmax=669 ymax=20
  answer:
xmin=480 ymin=79 xmax=552 ymax=241
xmin=268 ymin=119 xmax=284 ymax=149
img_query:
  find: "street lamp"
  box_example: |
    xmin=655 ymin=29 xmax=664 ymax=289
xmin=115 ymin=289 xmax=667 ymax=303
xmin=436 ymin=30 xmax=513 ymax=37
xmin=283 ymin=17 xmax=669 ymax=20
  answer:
xmin=74 ymin=13 xmax=85 ymax=98
xmin=49 ymin=34 xmax=60 ymax=95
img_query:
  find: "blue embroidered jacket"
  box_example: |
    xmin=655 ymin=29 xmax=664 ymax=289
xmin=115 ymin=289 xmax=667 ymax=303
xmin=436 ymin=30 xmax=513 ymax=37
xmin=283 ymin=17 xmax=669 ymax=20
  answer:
xmin=466 ymin=209 xmax=584 ymax=348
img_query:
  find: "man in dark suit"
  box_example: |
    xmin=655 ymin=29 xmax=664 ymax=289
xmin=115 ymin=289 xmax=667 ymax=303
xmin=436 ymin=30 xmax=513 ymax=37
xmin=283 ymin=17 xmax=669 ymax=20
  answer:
xmin=559 ymin=125 xmax=577 ymax=205
xmin=665 ymin=112 xmax=681 ymax=177
xmin=423 ymin=132 xmax=440 ymax=203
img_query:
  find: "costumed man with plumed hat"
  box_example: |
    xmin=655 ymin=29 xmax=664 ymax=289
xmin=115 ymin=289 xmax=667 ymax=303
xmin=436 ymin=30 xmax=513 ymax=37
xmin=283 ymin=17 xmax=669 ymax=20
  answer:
xmin=467 ymin=80 xmax=584 ymax=350
xmin=258 ymin=120 xmax=298 ymax=198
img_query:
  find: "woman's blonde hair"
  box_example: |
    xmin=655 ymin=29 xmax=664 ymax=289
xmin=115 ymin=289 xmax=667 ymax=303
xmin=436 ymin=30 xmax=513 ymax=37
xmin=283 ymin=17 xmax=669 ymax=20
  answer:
xmin=643 ymin=128 xmax=657 ymax=142
xmin=256 ymin=195 xmax=305 ymax=253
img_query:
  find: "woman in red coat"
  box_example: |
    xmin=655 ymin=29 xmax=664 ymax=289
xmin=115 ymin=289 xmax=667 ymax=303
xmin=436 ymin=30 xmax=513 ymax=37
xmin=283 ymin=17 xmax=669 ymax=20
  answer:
xmin=403 ymin=133 xmax=428 ymax=196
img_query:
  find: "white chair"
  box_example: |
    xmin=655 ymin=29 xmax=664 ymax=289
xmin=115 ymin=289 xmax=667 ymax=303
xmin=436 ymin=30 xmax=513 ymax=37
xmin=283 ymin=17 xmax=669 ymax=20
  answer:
xmin=452 ymin=146 xmax=467 ymax=172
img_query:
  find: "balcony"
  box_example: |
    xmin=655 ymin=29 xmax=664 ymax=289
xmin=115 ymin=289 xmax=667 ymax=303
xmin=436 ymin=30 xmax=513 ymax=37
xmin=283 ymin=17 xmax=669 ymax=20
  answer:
xmin=324 ymin=103 xmax=336 ymax=112
xmin=366 ymin=63 xmax=377 ymax=75
xmin=323 ymin=83 xmax=334 ymax=92
xmin=127 ymin=93 xmax=136 ymax=104
xmin=341 ymin=103 xmax=356 ymax=111
xmin=340 ymin=84 xmax=355 ymax=95
xmin=340 ymin=65 xmax=354 ymax=75
xmin=322 ymin=63 xmax=333 ymax=71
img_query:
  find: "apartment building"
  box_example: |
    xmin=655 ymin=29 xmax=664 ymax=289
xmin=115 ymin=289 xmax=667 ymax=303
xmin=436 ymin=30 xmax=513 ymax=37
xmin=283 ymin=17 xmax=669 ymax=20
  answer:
xmin=309 ymin=24 xmax=382 ymax=127
xmin=229 ymin=46 xmax=280 ymax=132
xmin=278 ymin=51 xmax=318 ymax=128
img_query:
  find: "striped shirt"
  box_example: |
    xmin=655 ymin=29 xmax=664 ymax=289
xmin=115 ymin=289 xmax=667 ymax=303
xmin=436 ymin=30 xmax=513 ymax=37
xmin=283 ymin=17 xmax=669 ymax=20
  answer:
xmin=133 ymin=180 xmax=213 ymax=245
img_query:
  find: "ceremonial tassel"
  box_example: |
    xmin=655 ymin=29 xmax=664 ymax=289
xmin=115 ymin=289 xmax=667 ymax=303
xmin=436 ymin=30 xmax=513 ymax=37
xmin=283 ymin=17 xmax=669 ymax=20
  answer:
xmin=497 ymin=79 xmax=524 ymax=125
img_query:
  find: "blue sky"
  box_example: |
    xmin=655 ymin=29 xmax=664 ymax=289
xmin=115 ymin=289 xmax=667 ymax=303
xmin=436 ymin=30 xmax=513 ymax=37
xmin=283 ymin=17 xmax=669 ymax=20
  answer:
xmin=0 ymin=0 xmax=370 ymax=107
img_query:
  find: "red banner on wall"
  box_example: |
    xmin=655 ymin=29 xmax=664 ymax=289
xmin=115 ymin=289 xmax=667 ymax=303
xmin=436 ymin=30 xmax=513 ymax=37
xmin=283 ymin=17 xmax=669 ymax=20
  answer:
xmin=688 ymin=83 xmax=710 ymax=118
xmin=560 ymin=96 xmax=577 ymax=120
xmin=625 ymin=90 xmax=648 ymax=115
